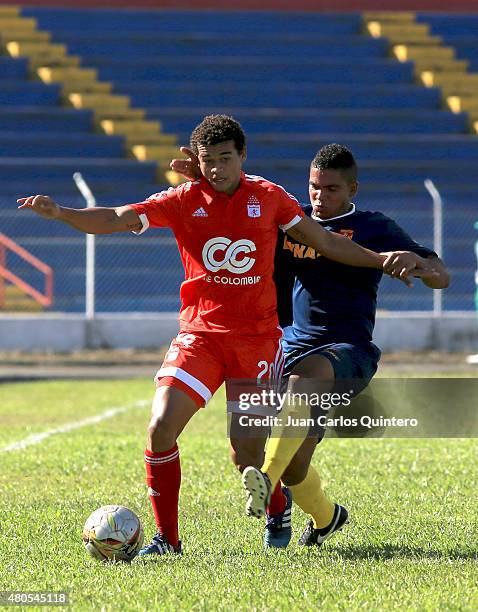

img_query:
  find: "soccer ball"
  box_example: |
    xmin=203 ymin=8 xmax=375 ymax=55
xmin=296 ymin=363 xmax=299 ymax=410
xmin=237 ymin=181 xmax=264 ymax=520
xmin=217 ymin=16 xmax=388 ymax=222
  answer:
xmin=82 ymin=505 xmax=144 ymax=562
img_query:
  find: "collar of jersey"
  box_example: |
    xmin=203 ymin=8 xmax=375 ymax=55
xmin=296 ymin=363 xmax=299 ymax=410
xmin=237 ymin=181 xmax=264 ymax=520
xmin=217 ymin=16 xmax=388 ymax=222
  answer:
xmin=311 ymin=203 xmax=356 ymax=223
xmin=200 ymin=171 xmax=247 ymax=200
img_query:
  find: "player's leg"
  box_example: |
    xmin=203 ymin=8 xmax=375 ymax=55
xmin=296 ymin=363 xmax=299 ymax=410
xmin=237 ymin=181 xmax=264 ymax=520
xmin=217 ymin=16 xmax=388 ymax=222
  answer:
xmin=243 ymin=344 xmax=351 ymax=540
xmin=278 ymin=355 xmax=337 ymax=532
xmin=284 ymin=344 xmax=380 ymax=547
xmin=226 ymin=333 xmax=292 ymax=547
xmin=229 ymin=414 xmax=292 ymax=547
xmin=229 ymin=414 xmax=268 ymax=472
xmin=141 ymin=386 xmax=199 ymax=555
xmin=281 ymin=433 xmax=349 ymax=547
xmin=258 ymin=353 xmax=335 ymax=494
xmin=140 ymin=332 xmax=225 ymax=556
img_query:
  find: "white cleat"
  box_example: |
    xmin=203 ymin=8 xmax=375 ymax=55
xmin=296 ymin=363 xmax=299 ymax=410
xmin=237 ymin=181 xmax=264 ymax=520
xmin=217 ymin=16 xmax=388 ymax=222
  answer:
xmin=242 ymin=466 xmax=272 ymax=519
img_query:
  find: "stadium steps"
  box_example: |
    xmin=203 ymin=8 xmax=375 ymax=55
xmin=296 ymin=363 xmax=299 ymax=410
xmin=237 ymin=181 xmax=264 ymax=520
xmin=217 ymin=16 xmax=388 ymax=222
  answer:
xmin=416 ymin=15 xmax=478 ymax=71
xmin=364 ymin=11 xmax=478 ymax=133
xmin=0 ymin=7 xmax=181 ymax=184
xmin=1 ymin=284 xmax=44 ymax=312
xmin=416 ymin=14 xmax=478 ymax=131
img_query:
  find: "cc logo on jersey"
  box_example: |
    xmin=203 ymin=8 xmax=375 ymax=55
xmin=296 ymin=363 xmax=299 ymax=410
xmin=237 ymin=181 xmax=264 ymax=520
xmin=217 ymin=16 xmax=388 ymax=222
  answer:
xmin=202 ymin=237 xmax=257 ymax=274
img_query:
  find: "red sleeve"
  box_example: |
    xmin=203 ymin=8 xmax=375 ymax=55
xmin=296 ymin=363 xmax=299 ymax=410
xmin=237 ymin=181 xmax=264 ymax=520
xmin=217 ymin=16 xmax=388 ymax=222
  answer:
xmin=273 ymin=186 xmax=304 ymax=230
xmin=127 ymin=186 xmax=181 ymax=233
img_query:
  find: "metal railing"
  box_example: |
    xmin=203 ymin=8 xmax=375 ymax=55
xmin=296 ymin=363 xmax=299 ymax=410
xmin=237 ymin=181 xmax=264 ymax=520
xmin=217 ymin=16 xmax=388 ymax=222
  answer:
xmin=0 ymin=232 xmax=53 ymax=308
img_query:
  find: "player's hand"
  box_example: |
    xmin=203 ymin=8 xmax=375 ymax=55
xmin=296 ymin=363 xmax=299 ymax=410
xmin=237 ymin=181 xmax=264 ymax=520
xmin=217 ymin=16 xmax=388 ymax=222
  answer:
xmin=170 ymin=146 xmax=201 ymax=181
xmin=381 ymin=251 xmax=439 ymax=288
xmin=17 ymin=195 xmax=60 ymax=219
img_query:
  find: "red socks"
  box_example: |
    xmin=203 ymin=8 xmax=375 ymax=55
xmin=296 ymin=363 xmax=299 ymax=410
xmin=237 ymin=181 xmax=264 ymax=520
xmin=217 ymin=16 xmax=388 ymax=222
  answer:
xmin=144 ymin=445 xmax=181 ymax=548
xmin=267 ymin=482 xmax=286 ymax=516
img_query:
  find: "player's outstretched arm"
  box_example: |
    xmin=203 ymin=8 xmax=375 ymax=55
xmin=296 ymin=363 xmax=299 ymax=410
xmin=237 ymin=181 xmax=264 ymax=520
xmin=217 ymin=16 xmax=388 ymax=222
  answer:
xmin=287 ymin=216 xmax=386 ymax=269
xmin=17 ymin=195 xmax=142 ymax=234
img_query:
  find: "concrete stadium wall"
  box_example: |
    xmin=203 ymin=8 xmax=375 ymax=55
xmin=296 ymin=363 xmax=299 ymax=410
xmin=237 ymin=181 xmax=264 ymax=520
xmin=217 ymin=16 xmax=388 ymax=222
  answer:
xmin=0 ymin=313 xmax=476 ymax=353
xmin=3 ymin=0 xmax=478 ymax=11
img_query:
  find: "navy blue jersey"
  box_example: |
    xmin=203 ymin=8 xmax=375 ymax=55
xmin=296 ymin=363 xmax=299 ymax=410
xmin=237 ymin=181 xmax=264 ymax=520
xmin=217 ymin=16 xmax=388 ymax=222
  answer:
xmin=275 ymin=205 xmax=436 ymax=347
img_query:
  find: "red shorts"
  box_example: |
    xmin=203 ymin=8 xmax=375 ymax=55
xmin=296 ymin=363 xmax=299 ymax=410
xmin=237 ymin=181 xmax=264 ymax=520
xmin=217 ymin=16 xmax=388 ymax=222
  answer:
xmin=155 ymin=330 xmax=284 ymax=409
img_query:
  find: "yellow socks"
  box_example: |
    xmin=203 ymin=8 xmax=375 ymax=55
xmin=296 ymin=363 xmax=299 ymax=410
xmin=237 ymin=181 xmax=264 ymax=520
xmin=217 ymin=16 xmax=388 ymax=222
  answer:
xmin=260 ymin=396 xmax=334 ymax=530
xmin=261 ymin=399 xmax=311 ymax=490
xmin=288 ymin=465 xmax=335 ymax=529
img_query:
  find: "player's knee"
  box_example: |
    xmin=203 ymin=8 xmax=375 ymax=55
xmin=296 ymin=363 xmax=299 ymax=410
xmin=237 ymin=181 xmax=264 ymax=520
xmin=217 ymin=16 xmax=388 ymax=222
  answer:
xmin=147 ymin=414 xmax=178 ymax=451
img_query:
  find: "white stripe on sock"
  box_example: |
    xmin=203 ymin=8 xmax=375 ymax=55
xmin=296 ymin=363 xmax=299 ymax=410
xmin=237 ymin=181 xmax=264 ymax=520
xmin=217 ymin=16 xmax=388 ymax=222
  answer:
xmin=145 ymin=450 xmax=180 ymax=464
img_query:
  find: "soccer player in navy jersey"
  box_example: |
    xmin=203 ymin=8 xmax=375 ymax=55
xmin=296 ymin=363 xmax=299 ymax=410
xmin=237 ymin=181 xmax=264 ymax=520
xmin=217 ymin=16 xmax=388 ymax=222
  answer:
xmin=241 ymin=143 xmax=450 ymax=548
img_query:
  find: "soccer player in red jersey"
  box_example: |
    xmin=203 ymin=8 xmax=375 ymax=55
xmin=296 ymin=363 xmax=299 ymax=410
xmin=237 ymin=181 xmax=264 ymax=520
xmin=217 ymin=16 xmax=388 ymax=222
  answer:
xmin=18 ymin=115 xmax=429 ymax=556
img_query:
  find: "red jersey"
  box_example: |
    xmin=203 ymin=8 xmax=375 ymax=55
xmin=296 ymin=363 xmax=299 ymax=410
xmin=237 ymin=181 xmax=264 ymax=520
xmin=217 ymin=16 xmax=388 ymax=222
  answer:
xmin=128 ymin=172 xmax=304 ymax=336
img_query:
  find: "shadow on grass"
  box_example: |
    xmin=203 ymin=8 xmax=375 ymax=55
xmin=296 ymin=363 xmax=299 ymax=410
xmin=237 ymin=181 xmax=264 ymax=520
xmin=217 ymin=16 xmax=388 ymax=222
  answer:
xmin=132 ymin=544 xmax=478 ymax=562
xmin=329 ymin=544 xmax=478 ymax=561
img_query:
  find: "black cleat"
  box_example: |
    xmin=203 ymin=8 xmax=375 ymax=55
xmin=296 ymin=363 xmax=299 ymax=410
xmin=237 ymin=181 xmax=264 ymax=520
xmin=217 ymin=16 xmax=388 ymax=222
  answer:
xmin=137 ymin=532 xmax=182 ymax=557
xmin=298 ymin=504 xmax=349 ymax=547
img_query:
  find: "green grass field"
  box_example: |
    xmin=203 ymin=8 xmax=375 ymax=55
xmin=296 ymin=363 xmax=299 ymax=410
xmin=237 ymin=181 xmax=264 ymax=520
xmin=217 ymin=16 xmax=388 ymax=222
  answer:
xmin=1 ymin=376 xmax=477 ymax=611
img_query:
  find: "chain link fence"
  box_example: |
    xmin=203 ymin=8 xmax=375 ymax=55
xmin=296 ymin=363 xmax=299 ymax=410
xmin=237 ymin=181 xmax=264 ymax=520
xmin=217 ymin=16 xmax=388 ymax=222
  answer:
xmin=0 ymin=182 xmax=476 ymax=314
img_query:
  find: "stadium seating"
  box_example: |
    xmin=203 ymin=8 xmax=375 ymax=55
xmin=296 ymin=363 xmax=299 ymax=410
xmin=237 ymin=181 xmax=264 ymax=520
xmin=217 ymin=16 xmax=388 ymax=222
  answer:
xmin=417 ymin=14 xmax=478 ymax=71
xmin=1 ymin=8 xmax=477 ymax=312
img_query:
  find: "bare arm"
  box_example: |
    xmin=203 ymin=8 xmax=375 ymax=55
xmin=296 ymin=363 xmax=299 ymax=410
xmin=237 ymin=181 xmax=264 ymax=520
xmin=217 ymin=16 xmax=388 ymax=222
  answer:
xmin=17 ymin=195 xmax=142 ymax=234
xmin=287 ymin=216 xmax=386 ymax=269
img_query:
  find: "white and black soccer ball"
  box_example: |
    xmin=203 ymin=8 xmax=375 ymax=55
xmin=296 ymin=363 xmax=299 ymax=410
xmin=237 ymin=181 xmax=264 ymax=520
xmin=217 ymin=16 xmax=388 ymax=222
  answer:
xmin=82 ymin=505 xmax=144 ymax=562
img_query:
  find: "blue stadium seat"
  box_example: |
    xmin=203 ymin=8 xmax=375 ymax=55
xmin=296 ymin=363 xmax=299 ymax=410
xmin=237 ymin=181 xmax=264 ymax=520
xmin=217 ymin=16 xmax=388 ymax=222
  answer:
xmin=0 ymin=132 xmax=124 ymax=157
xmin=23 ymin=8 xmax=363 ymax=35
xmin=0 ymin=159 xmax=157 ymax=182
xmin=148 ymin=109 xmax=468 ymax=135
xmin=0 ymin=56 xmax=29 ymax=78
xmin=0 ymin=81 xmax=61 ymax=105
xmin=95 ymin=59 xmax=415 ymax=84
xmin=0 ymin=107 xmax=94 ymax=131
xmin=62 ymin=36 xmax=389 ymax=59
xmin=114 ymin=83 xmax=441 ymax=110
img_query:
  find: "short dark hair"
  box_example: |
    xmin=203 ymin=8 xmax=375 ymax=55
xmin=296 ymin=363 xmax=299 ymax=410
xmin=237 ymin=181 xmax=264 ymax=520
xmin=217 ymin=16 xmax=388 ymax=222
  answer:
xmin=190 ymin=114 xmax=246 ymax=155
xmin=311 ymin=144 xmax=357 ymax=183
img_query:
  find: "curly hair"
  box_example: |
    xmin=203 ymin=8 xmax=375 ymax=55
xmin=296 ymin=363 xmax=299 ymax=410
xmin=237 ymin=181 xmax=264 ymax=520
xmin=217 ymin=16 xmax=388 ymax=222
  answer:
xmin=311 ymin=143 xmax=357 ymax=183
xmin=190 ymin=114 xmax=246 ymax=154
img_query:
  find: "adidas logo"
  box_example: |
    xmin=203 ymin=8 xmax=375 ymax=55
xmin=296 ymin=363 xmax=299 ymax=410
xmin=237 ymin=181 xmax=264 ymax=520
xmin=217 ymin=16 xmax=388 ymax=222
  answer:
xmin=192 ymin=207 xmax=208 ymax=217
xmin=148 ymin=487 xmax=161 ymax=497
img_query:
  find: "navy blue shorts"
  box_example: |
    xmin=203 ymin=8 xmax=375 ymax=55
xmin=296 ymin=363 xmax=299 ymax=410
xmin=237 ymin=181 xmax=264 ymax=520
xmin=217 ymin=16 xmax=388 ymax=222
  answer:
xmin=283 ymin=341 xmax=381 ymax=396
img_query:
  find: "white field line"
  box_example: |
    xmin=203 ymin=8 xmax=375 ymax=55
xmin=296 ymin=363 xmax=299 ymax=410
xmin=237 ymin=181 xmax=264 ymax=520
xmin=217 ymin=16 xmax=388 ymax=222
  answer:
xmin=0 ymin=399 xmax=149 ymax=453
